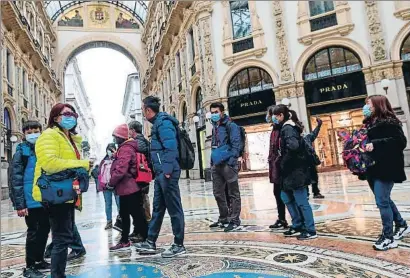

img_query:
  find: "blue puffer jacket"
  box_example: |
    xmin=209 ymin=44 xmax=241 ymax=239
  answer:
xmin=149 ymin=112 xmax=180 ymax=175
xmin=211 ymin=115 xmax=241 ymax=166
xmin=10 ymin=142 xmax=41 ymax=210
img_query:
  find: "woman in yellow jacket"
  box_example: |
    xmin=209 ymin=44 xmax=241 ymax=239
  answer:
xmin=33 ymin=103 xmax=90 ymax=278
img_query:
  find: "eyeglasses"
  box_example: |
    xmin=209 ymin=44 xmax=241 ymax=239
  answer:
xmin=60 ymin=112 xmax=79 ymax=118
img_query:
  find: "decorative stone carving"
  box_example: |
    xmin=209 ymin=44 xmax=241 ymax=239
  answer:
xmin=273 ymin=1 xmax=293 ymax=83
xmin=394 ymin=66 xmax=404 ymax=79
xmin=203 ymin=18 xmax=217 ymax=97
xmin=365 ymin=1 xmax=387 ymax=62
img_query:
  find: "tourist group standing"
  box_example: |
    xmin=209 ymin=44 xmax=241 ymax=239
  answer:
xmin=8 ymin=94 xmax=410 ymax=277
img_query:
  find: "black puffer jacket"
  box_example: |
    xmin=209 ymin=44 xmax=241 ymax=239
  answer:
xmin=279 ymin=120 xmax=310 ymax=191
xmin=365 ymin=117 xmax=407 ymax=183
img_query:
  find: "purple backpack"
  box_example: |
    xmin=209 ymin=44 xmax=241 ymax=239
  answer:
xmin=338 ymin=127 xmax=375 ymax=175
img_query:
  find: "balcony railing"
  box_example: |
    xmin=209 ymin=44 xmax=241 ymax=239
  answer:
xmin=310 ymin=13 xmax=338 ymax=32
xmin=232 ymin=37 xmax=254 ymax=54
xmin=190 ymin=63 xmax=196 ymax=76
xmin=7 ymin=84 xmax=13 ymax=96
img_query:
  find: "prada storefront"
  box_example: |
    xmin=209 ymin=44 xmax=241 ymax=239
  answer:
xmin=227 ymin=67 xmax=275 ymax=126
xmin=227 ymin=67 xmax=275 ymax=171
xmin=303 ymin=47 xmax=367 ymax=168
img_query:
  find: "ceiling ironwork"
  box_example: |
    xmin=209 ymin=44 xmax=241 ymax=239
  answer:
xmin=44 ymin=1 xmax=148 ymax=24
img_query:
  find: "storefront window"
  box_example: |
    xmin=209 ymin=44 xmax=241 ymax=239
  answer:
xmin=401 ymin=34 xmax=410 ymax=61
xmin=230 ymin=1 xmax=251 ymax=40
xmin=228 ymin=67 xmax=273 ymax=97
xmin=304 ymin=47 xmax=361 ymax=81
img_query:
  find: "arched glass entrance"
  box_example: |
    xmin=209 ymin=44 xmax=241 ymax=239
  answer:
xmin=303 ymin=46 xmax=367 ymax=168
xmin=227 ymin=67 xmax=275 ymax=126
xmin=401 ymin=34 xmax=410 ymax=110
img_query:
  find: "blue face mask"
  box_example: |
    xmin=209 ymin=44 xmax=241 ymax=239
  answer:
xmin=363 ymin=104 xmax=372 ymax=118
xmin=60 ymin=116 xmax=77 ymax=130
xmin=272 ymin=117 xmax=280 ymax=125
xmin=26 ymin=133 xmax=40 ymax=144
xmin=211 ymin=113 xmax=221 ymax=123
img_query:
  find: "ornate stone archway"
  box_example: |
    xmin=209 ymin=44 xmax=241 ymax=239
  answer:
xmin=391 ymin=21 xmax=410 ymax=61
xmin=55 ymin=33 xmax=147 ymax=95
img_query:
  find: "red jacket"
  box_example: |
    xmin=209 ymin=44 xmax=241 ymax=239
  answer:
xmin=109 ymin=139 xmax=140 ymax=196
xmin=268 ymin=127 xmax=281 ymax=184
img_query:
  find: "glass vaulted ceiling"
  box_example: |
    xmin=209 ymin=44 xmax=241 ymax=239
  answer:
xmin=44 ymin=1 xmax=148 ymax=25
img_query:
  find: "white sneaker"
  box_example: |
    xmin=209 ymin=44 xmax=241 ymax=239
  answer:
xmin=393 ymin=225 xmax=410 ymax=240
xmin=373 ymin=235 xmax=398 ymax=251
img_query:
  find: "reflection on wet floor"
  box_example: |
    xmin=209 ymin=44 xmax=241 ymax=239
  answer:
xmin=2 ymin=169 xmax=410 ymax=277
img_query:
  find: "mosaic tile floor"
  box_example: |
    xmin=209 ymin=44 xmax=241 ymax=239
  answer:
xmin=2 ymin=169 xmax=410 ymax=277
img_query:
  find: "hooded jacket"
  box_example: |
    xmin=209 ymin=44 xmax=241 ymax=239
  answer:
xmin=365 ymin=117 xmax=407 ymax=183
xmin=279 ymin=120 xmax=310 ymax=191
xmin=10 ymin=141 xmax=40 ymax=210
xmin=110 ymin=139 xmax=141 ymax=196
xmin=211 ymin=115 xmax=241 ymax=167
xmin=149 ymin=112 xmax=180 ymax=175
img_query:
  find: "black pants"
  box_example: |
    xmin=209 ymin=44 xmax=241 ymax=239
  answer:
xmin=212 ymin=164 xmax=241 ymax=225
xmin=119 ymin=191 xmax=148 ymax=243
xmin=25 ymin=207 xmax=50 ymax=267
xmin=48 ymin=203 xmax=75 ymax=278
xmin=273 ymin=183 xmax=286 ymax=221
xmin=148 ymin=170 xmax=184 ymax=245
xmin=308 ymin=166 xmax=320 ymax=195
xmin=45 ymin=223 xmax=85 ymax=254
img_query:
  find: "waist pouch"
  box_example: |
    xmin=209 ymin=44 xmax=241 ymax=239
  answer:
xmin=37 ymin=168 xmax=89 ymax=205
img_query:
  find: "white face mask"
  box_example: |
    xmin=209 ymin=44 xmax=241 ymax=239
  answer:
xmin=26 ymin=133 xmax=41 ymax=144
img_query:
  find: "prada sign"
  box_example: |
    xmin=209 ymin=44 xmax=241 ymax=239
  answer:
xmin=228 ymin=89 xmax=275 ymax=119
xmin=305 ymin=71 xmax=367 ymax=105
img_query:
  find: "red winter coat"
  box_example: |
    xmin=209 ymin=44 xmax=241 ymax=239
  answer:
xmin=268 ymin=126 xmax=281 ymax=184
xmin=109 ymin=139 xmax=140 ymax=196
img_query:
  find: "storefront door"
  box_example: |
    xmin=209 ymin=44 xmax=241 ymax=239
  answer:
xmin=310 ymin=109 xmax=363 ymax=167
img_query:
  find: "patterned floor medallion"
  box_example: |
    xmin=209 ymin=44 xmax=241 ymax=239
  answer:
xmin=2 ymin=170 xmax=410 ymax=277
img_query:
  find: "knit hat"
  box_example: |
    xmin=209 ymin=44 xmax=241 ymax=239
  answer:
xmin=112 ymin=124 xmax=129 ymax=139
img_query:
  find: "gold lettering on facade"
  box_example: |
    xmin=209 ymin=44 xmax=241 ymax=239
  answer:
xmin=240 ymin=100 xmax=263 ymax=107
xmin=319 ymin=83 xmax=348 ymax=93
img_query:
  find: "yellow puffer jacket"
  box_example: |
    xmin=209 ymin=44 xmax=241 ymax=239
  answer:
xmin=32 ymin=127 xmax=90 ymax=202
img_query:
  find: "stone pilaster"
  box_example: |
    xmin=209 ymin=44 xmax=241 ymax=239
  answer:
xmin=364 ymin=1 xmax=387 ymax=62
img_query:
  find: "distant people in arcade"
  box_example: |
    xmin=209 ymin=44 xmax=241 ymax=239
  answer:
xmin=10 ymin=120 xmax=50 ymax=278
xmin=301 ymin=116 xmax=325 ymax=199
xmin=135 ymin=96 xmax=186 ymax=258
xmin=109 ymin=124 xmax=148 ymax=251
xmin=362 ymin=95 xmax=410 ymax=251
xmin=33 ymin=103 xmax=90 ymax=277
xmin=98 ymin=143 xmax=121 ymax=231
xmin=91 ymin=164 xmax=100 ymax=193
xmin=209 ymin=102 xmax=243 ymax=232
xmin=272 ymin=105 xmax=317 ymax=240
xmin=266 ymin=106 xmax=288 ymax=230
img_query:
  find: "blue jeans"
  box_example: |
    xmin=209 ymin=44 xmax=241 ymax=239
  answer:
xmin=148 ymin=170 xmax=184 ymax=245
xmin=103 ymin=190 xmax=120 ymax=222
xmin=368 ymin=179 xmax=406 ymax=238
xmin=281 ymin=188 xmax=316 ymax=233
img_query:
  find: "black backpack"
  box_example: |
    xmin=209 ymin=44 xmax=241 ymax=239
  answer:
xmin=226 ymin=122 xmax=246 ymax=157
xmin=302 ymin=137 xmax=321 ymax=166
xmin=156 ymin=122 xmax=195 ymax=170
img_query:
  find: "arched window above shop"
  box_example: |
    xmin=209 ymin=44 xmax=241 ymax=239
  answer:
xmin=195 ymin=87 xmax=203 ymax=113
xmin=3 ymin=108 xmax=12 ymax=130
xmin=228 ymin=67 xmax=274 ymax=97
xmin=401 ymin=34 xmax=410 ymax=61
xmin=303 ymin=47 xmax=362 ymax=81
xmin=182 ymin=102 xmax=188 ymax=129
xmin=229 ymin=1 xmax=251 ymax=40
